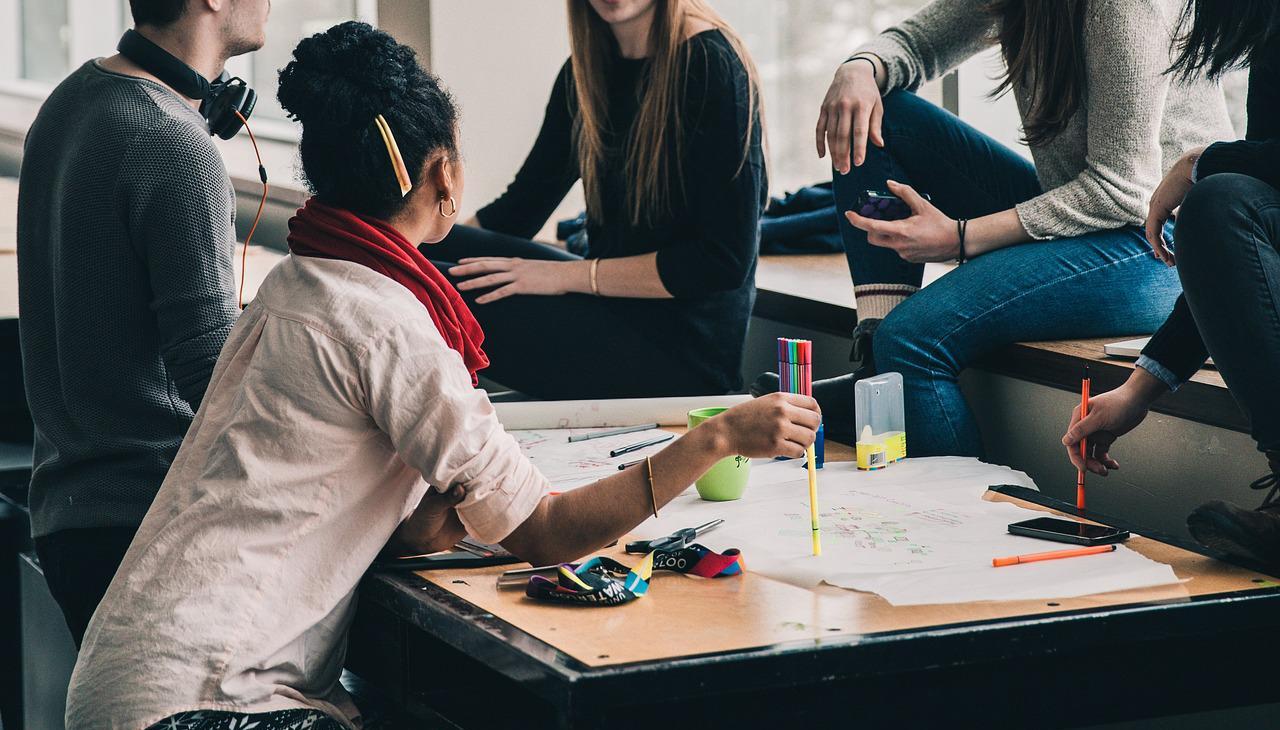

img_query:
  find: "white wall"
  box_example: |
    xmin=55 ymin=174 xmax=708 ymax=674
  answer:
xmin=713 ymin=0 xmax=941 ymax=194
xmin=956 ymin=47 xmax=1028 ymax=158
xmin=427 ymin=1 xmax=583 ymax=227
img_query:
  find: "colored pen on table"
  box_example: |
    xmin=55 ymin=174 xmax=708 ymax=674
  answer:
xmin=618 ymin=458 xmax=645 ymax=470
xmin=992 ymin=544 xmax=1116 ymax=567
xmin=568 ymin=423 xmax=659 ymax=443
xmin=1077 ymin=365 xmax=1091 ymax=511
xmin=609 ymin=433 xmax=674 ymax=458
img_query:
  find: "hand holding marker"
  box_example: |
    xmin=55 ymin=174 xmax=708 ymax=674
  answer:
xmin=779 ymin=337 xmax=822 ymax=556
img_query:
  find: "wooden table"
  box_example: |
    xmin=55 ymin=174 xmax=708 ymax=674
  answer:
xmin=347 ymin=442 xmax=1280 ymax=728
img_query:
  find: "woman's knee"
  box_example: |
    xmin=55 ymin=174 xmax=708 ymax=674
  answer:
xmin=872 ymin=304 xmax=951 ymax=376
xmin=879 ymin=90 xmax=943 ymax=136
xmin=1175 ymin=173 xmax=1278 ymax=265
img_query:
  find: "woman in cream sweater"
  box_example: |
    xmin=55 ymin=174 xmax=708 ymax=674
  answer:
xmin=758 ymin=0 xmax=1233 ymax=457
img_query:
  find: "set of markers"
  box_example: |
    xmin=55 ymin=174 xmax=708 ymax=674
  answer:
xmin=777 ymin=338 xmax=823 ymax=556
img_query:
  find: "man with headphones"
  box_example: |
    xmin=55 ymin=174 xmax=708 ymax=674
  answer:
xmin=16 ymin=0 xmax=270 ymax=645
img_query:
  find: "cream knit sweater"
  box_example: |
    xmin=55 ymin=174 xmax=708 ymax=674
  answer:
xmin=858 ymin=0 xmax=1234 ymax=239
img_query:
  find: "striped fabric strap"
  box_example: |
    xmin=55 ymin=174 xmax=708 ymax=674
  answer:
xmin=525 ymin=544 xmax=744 ymax=606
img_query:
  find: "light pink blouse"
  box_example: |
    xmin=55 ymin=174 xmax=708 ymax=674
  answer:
xmin=66 ymin=255 xmax=549 ymax=729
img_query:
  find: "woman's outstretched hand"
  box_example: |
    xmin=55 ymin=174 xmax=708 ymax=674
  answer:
xmin=1144 ymin=146 xmax=1203 ymax=267
xmin=817 ymin=58 xmax=884 ymax=173
xmin=844 ymin=180 xmax=958 ymax=263
xmin=716 ymin=392 xmax=822 ymax=460
xmin=450 ymin=257 xmax=580 ymax=304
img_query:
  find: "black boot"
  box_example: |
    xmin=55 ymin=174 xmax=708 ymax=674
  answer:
xmin=1186 ymin=450 xmax=1280 ymax=567
xmin=748 ymin=320 xmax=881 ymax=444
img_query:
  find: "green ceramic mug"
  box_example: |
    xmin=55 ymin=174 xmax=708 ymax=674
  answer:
xmin=688 ymin=407 xmax=751 ymax=501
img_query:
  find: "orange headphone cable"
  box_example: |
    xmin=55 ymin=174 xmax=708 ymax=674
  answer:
xmin=234 ymin=109 xmax=268 ymax=310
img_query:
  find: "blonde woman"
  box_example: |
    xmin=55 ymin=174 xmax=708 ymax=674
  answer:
xmin=430 ymin=0 xmax=766 ymax=399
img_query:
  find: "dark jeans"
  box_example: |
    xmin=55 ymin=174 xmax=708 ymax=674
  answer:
xmin=831 ymin=91 xmax=1182 ymax=456
xmin=423 ymin=225 xmax=721 ymax=399
xmin=1176 ymin=173 xmax=1280 ymax=453
xmin=33 ymin=525 xmax=137 ymax=647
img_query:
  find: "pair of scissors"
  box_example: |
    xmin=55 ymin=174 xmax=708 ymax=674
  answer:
xmin=624 ymin=519 xmax=724 ymax=554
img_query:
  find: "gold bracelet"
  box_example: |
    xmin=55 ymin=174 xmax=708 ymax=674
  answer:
xmin=646 ymin=456 xmax=659 ymax=518
xmin=589 ymin=258 xmax=601 ymax=296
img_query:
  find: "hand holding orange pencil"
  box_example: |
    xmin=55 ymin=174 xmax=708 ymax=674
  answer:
xmin=1076 ymin=366 xmax=1090 ymax=510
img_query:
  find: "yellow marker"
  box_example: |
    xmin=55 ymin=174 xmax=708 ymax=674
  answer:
xmin=806 ymin=443 xmax=821 ymax=556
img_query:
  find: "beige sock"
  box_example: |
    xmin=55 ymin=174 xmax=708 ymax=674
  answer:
xmin=853 ymin=283 xmax=918 ymax=321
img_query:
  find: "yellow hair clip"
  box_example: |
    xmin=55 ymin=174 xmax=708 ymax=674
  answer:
xmin=372 ymin=113 xmax=413 ymax=197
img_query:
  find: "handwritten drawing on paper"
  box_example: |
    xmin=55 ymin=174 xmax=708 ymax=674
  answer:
xmin=624 ymin=458 xmax=1182 ymax=605
xmin=512 ymin=427 xmax=673 ymax=491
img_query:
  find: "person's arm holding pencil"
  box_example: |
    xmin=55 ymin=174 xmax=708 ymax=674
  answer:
xmin=1062 ymin=367 xmax=1166 ymax=476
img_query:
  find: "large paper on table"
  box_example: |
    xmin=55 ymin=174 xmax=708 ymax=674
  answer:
xmin=494 ymin=395 xmax=749 ymax=429
xmin=512 ymin=427 xmax=673 ymax=491
xmin=627 ymin=457 xmax=1180 ymax=605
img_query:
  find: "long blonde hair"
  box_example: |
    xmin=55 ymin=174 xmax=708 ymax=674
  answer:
xmin=566 ymin=0 xmax=764 ymax=226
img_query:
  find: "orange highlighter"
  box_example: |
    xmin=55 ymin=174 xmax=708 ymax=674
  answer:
xmin=993 ymin=544 xmax=1116 ymax=567
xmin=1077 ymin=366 xmax=1091 ymax=511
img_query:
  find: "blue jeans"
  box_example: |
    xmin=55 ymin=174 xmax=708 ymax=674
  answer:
xmin=833 ymin=91 xmax=1183 ymax=457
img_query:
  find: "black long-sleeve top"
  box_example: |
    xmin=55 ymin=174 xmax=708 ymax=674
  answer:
xmin=1140 ymin=39 xmax=1280 ymax=387
xmin=476 ymin=29 xmax=766 ymax=393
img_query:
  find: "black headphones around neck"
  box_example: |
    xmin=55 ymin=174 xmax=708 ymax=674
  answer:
xmin=117 ymin=29 xmax=257 ymax=140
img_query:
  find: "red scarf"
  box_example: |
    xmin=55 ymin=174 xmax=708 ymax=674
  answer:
xmin=286 ymin=198 xmax=489 ymax=384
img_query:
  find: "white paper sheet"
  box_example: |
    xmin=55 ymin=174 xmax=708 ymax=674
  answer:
xmin=626 ymin=457 xmax=1182 ymax=605
xmin=494 ymin=395 xmax=749 ymax=430
xmin=825 ymin=547 xmax=1180 ymax=605
xmin=511 ymin=427 xmax=675 ymax=491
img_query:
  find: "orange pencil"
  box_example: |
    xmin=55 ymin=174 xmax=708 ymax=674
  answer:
xmin=992 ymin=543 xmax=1115 ymax=567
xmin=1077 ymin=366 xmax=1091 ymax=511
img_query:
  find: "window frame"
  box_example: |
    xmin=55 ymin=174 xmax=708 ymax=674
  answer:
xmin=0 ymin=0 xmax=379 ymax=143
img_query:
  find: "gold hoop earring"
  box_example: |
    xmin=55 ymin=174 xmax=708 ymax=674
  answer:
xmin=439 ymin=196 xmax=458 ymax=218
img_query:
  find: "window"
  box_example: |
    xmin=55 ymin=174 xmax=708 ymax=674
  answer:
xmin=0 ymin=0 xmax=375 ymax=135
xmin=715 ymin=0 xmax=929 ymax=194
xmin=0 ymin=0 xmax=123 ymax=91
xmin=235 ymin=0 xmax=378 ymax=124
xmin=18 ymin=0 xmax=71 ymax=84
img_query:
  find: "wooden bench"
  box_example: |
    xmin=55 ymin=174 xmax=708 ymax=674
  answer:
xmin=753 ymin=253 xmax=1246 ymax=434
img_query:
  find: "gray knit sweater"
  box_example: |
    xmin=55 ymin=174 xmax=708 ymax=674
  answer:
xmin=858 ymin=0 xmax=1235 ymax=239
xmin=17 ymin=61 xmax=238 ymax=538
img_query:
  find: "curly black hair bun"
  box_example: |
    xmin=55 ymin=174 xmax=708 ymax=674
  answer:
xmin=278 ymin=21 xmax=416 ymax=130
xmin=277 ymin=21 xmax=459 ymax=219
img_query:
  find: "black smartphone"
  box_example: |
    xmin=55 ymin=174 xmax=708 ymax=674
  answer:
xmin=854 ymin=189 xmax=930 ymax=221
xmin=1008 ymin=517 xmax=1130 ymax=546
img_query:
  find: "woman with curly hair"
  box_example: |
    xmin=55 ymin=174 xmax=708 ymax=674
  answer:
xmin=61 ymin=21 xmax=817 ymax=730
